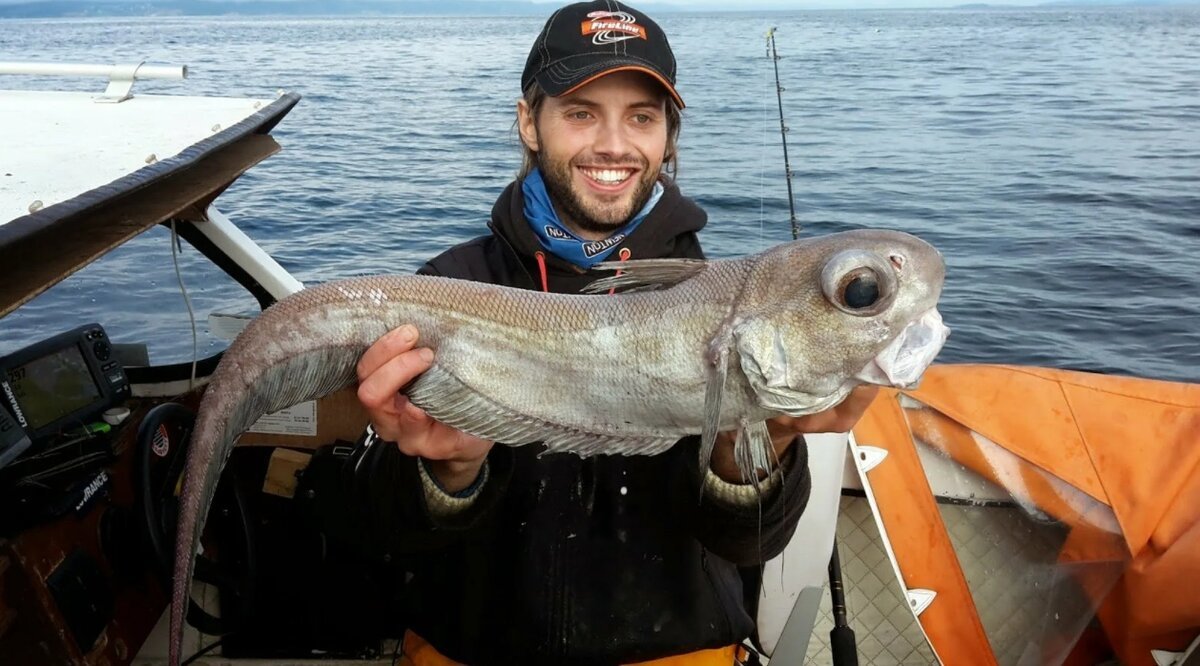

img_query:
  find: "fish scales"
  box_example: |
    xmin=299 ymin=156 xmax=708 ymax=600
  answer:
xmin=168 ymin=229 xmax=950 ymax=665
xmin=168 ymin=264 xmax=755 ymax=664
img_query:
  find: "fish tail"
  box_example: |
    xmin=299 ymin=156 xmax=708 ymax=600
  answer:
xmin=168 ymin=395 xmax=233 ymax=666
xmin=168 ymin=479 xmax=199 ymax=665
xmin=168 ymin=344 xmax=365 ymax=664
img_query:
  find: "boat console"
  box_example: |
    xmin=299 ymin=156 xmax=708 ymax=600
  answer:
xmin=0 ymin=324 xmax=133 ymax=533
xmin=0 ymin=323 xmax=131 ymax=447
xmin=0 ymin=332 xmax=171 ymax=664
xmin=0 ymin=404 xmax=30 ymax=470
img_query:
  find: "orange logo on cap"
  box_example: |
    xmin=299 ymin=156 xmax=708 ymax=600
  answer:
xmin=582 ymin=10 xmax=647 ymax=43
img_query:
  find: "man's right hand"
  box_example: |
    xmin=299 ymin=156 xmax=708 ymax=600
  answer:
xmin=356 ymin=324 xmax=494 ymax=494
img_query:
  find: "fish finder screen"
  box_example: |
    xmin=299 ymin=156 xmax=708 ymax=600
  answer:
xmin=4 ymin=344 xmax=101 ymax=431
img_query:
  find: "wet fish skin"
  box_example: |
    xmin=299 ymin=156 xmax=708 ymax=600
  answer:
xmin=167 ymin=228 xmax=947 ymax=665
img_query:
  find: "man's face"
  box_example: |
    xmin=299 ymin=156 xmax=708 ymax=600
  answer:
xmin=518 ymin=71 xmax=670 ymax=240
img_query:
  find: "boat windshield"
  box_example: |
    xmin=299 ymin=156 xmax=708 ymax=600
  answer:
xmin=0 ymin=222 xmax=261 ymax=367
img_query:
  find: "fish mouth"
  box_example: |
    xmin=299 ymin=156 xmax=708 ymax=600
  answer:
xmin=856 ymin=308 xmax=950 ymax=389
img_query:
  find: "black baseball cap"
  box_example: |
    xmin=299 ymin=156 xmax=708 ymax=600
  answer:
xmin=521 ymin=1 xmax=685 ymax=109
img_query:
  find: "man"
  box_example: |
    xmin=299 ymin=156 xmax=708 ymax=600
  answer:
xmin=346 ymin=2 xmax=877 ymax=663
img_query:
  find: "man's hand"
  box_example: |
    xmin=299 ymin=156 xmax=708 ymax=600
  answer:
xmin=356 ymin=325 xmax=493 ymax=493
xmin=709 ymin=386 xmax=880 ymax=484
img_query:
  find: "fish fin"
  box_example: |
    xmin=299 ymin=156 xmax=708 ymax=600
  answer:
xmin=541 ymin=432 xmax=679 ymax=457
xmin=408 ymin=364 xmax=678 ymax=457
xmin=582 ymin=258 xmax=708 ymax=294
xmin=698 ymin=344 xmax=729 ymax=486
xmin=735 ymin=420 xmax=775 ymax=494
xmin=172 ymin=346 xmax=362 ymax=666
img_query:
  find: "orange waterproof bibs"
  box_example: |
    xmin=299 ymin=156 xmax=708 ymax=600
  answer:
xmin=399 ymin=631 xmax=744 ymax=666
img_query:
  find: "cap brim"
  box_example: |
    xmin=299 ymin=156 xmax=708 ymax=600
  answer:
xmin=541 ymin=64 xmax=685 ymax=110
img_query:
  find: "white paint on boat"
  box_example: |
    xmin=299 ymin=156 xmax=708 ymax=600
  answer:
xmin=0 ymin=87 xmax=276 ymax=224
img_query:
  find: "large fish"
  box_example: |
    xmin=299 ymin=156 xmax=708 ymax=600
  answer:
xmin=167 ymin=228 xmax=949 ymax=664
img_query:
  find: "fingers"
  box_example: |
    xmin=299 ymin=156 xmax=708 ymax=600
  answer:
xmin=392 ymin=393 xmax=429 ymax=426
xmin=367 ymin=377 xmax=437 ymax=447
xmin=839 ymin=385 xmax=880 ymax=419
xmin=353 ymin=326 xmax=493 ymax=465
xmin=769 ymin=385 xmax=882 ymax=435
xmin=356 ymin=345 xmax=435 ymax=410
xmin=357 ymin=325 xmax=419 ymax=383
xmin=813 ymin=385 xmax=878 ymax=433
xmin=354 ymin=330 xmax=452 ymax=448
xmin=391 ymin=397 xmax=494 ymax=464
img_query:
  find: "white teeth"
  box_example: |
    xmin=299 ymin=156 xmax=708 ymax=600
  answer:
xmin=583 ymin=168 xmax=631 ymax=184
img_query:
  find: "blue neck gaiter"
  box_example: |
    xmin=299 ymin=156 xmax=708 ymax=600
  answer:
xmin=522 ymin=167 xmax=663 ymax=269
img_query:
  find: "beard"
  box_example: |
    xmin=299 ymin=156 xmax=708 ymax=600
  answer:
xmin=537 ymin=151 xmax=657 ymax=236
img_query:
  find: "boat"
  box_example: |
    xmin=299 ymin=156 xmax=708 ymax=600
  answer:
xmin=1 ymin=62 xmax=1197 ymax=666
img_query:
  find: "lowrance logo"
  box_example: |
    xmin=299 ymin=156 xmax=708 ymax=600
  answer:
xmin=1 ymin=382 xmax=26 ymax=428
xmin=75 ymin=471 xmax=110 ymax=512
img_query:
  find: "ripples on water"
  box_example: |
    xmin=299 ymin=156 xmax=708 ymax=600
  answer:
xmin=1 ymin=7 xmax=1197 ymax=382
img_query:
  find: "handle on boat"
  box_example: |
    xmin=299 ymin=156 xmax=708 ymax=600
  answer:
xmin=0 ymin=62 xmax=187 ymax=80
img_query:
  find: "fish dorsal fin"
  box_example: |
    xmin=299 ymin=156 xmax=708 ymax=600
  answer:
xmin=581 ymin=258 xmax=708 ymax=294
xmin=407 ymin=364 xmax=679 ymax=458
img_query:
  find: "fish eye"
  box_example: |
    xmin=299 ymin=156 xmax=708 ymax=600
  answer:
xmin=820 ymin=250 xmax=897 ymax=316
xmin=841 ymin=269 xmax=880 ymax=310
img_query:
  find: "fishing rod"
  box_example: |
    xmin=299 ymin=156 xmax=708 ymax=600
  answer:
xmin=828 ymin=539 xmax=859 ymax=666
xmin=765 ymin=27 xmax=799 ymax=240
xmin=766 ymin=26 xmax=859 ymax=666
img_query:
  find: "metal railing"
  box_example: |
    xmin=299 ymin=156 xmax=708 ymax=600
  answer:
xmin=0 ymin=61 xmax=188 ymax=102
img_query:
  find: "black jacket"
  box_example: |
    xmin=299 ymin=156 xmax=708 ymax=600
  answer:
xmin=333 ymin=179 xmax=812 ymax=665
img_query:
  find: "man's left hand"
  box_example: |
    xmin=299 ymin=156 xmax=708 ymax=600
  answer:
xmin=709 ymin=385 xmax=880 ymax=484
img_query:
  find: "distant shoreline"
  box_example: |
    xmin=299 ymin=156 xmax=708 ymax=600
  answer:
xmin=0 ymin=0 xmax=543 ymax=18
xmin=0 ymin=0 xmax=1195 ymax=19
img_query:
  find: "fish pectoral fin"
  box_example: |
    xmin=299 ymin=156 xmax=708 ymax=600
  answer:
xmin=699 ymin=344 xmax=729 ymax=483
xmin=581 ymin=258 xmax=708 ymax=294
xmin=734 ymin=420 xmax=778 ymax=494
xmin=408 ymin=364 xmax=678 ymax=457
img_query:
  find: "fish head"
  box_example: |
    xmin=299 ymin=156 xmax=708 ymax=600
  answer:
xmin=734 ymin=229 xmax=950 ymax=415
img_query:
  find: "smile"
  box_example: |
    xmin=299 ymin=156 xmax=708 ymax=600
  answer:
xmin=579 ymin=167 xmax=636 ymax=186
